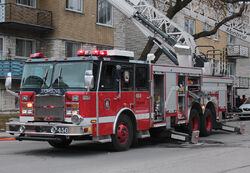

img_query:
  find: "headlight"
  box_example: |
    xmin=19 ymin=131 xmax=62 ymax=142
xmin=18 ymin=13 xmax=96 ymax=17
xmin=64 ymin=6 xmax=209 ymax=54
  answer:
xmin=71 ymin=114 xmax=83 ymax=125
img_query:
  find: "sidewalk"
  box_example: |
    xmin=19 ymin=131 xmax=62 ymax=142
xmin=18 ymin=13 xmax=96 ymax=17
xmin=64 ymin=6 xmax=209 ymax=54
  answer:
xmin=0 ymin=132 xmax=16 ymax=141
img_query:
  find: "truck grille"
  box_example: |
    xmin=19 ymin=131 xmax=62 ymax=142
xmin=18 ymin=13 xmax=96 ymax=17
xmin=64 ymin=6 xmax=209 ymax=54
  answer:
xmin=34 ymin=95 xmax=65 ymax=121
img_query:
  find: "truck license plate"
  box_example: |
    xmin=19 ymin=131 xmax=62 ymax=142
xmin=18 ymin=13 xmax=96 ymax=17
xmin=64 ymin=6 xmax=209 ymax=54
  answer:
xmin=57 ymin=127 xmax=69 ymax=134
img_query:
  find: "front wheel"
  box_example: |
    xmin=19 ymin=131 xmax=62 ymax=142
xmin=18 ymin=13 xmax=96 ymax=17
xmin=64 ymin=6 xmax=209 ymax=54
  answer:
xmin=48 ymin=137 xmax=72 ymax=148
xmin=111 ymin=115 xmax=133 ymax=151
xmin=200 ymin=109 xmax=214 ymax=136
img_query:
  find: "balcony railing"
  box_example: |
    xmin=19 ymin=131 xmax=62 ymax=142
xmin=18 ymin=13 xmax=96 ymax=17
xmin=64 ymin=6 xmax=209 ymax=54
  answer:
xmin=234 ymin=76 xmax=249 ymax=89
xmin=0 ymin=3 xmax=53 ymax=31
xmin=0 ymin=60 xmax=24 ymax=79
xmin=227 ymin=45 xmax=249 ymax=59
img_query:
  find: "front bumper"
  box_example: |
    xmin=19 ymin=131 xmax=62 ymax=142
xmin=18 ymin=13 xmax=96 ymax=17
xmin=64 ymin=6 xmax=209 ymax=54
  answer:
xmin=238 ymin=112 xmax=250 ymax=118
xmin=6 ymin=121 xmax=92 ymax=136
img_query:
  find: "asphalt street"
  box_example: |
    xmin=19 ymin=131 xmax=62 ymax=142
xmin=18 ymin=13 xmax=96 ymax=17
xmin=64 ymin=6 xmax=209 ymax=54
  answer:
xmin=0 ymin=119 xmax=249 ymax=173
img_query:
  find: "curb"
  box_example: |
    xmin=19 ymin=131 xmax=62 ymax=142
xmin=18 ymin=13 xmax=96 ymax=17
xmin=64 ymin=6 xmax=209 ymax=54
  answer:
xmin=0 ymin=137 xmax=16 ymax=141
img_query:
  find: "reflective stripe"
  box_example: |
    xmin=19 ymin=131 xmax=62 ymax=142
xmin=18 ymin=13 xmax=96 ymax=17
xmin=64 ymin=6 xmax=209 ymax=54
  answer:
xmin=20 ymin=116 xmax=34 ymax=122
xmin=135 ymin=113 xmax=150 ymax=120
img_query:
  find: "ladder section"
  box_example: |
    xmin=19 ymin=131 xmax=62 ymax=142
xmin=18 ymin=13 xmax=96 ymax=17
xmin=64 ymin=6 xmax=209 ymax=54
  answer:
xmin=106 ymin=0 xmax=197 ymax=65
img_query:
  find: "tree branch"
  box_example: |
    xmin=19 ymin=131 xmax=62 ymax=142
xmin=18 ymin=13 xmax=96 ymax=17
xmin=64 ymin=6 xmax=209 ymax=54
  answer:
xmin=166 ymin=0 xmax=192 ymax=19
xmin=193 ymin=3 xmax=246 ymax=40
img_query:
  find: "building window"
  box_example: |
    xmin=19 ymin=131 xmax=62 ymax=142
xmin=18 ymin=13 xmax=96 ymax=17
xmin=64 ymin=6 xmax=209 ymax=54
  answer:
xmin=214 ymin=31 xmax=219 ymax=41
xmin=66 ymin=0 xmax=82 ymax=12
xmin=227 ymin=34 xmax=235 ymax=44
xmin=16 ymin=39 xmax=35 ymax=57
xmin=227 ymin=62 xmax=235 ymax=76
xmin=97 ymin=0 xmax=113 ymax=26
xmin=66 ymin=41 xmax=81 ymax=57
xmin=184 ymin=18 xmax=195 ymax=35
xmin=203 ymin=23 xmax=211 ymax=38
xmin=16 ymin=0 xmax=36 ymax=8
xmin=0 ymin=38 xmax=3 ymax=57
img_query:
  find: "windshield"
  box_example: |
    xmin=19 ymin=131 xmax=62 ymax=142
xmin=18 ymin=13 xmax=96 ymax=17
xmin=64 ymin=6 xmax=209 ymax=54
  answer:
xmin=21 ymin=61 xmax=97 ymax=89
xmin=52 ymin=62 xmax=93 ymax=89
xmin=21 ymin=63 xmax=53 ymax=89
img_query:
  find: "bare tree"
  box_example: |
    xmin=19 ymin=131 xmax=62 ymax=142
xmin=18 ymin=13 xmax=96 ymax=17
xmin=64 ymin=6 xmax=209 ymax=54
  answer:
xmin=152 ymin=0 xmax=250 ymax=40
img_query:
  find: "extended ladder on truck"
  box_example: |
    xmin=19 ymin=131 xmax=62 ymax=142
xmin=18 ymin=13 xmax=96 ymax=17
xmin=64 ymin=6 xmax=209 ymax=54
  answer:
xmin=106 ymin=0 xmax=197 ymax=65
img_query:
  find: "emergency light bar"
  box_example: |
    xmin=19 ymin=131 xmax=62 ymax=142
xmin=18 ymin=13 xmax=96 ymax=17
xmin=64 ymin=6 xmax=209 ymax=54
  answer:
xmin=77 ymin=49 xmax=134 ymax=58
xmin=30 ymin=53 xmax=44 ymax=58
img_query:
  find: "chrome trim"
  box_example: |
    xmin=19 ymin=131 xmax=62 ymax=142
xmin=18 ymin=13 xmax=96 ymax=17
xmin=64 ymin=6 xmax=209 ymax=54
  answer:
xmin=96 ymin=61 xmax=103 ymax=136
xmin=113 ymin=107 xmax=135 ymax=134
xmin=6 ymin=121 xmax=92 ymax=136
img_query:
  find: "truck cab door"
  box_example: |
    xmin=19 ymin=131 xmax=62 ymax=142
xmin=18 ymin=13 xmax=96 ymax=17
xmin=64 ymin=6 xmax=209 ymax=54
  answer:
xmin=134 ymin=65 xmax=150 ymax=130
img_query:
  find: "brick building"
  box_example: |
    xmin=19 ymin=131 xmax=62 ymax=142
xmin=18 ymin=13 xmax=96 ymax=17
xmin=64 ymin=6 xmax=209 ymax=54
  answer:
xmin=0 ymin=0 xmax=114 ymax=111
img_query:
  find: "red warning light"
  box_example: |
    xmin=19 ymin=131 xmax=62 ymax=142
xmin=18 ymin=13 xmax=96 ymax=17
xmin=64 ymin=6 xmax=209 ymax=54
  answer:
xmin=77 ymin=50 xmax=85 ymax=56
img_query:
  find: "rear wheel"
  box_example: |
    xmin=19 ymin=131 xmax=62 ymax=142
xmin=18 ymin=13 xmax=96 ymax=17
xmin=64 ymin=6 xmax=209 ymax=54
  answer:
xmin=111 ymin=115 xmax=133 ymax=151
xmin=188 ymin=109 xmax=201 ymax=134
xmin=48 ymin=137 xmax=72 ymax=148
xmin=200 ymin=109 xmax=214 ymax=136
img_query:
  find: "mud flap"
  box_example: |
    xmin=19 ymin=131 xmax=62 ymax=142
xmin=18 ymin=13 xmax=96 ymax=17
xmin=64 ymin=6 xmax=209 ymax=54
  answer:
xmin=168 ymin=130 xmax=199 ymax=144
xmin=218 ymin=123 xmax=246 ymax=134
xmin=191 ymin=130 xmax=199 ymax=144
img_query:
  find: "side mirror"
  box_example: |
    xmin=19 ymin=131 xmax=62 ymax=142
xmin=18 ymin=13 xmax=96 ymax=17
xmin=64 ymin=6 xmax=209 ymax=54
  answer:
xmin=5 ymin=72 xmax=12 ymax=90
xmin=84 ymin=70 xmax=94 ymax=90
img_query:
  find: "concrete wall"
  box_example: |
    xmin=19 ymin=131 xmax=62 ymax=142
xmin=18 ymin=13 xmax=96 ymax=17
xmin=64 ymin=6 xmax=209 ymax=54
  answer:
xmin=0 ymin=81 xmax=19 ymax=111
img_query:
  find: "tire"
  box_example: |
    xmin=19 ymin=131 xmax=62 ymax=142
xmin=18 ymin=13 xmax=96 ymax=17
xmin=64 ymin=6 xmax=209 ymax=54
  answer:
xmin=188 ymin=109 xmax=201 ymax=134
xmin=111 ymin=114 xmax=134 ymax=151
xmin=200 ymin=109 xmax=214 ymax=136
xmin=48 ymin=137 xmax=72 ymax=148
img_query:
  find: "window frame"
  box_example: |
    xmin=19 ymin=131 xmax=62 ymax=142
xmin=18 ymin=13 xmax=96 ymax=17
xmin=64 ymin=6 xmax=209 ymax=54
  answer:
xmin=66 ymin=0 xmax=83 ymax=13
xmin=15 ymin=38 xmax=36 ymax=59
xmin=227 ymin=34 xmax=236 ymax=45
xmin=0 ymin=36 xmax=4 ymax=58
xmin=120 ymin=64 xmax=134 ymax=91
xmin=99 ymin=62 xmax=117 ymax=91
xmin=65 ymin=41 xmax=81 ymax=57
xmin=184 ymin=18 xmax=195 ymax=35
xmin=135 ymin=65 xmax=149 ymax=91
xmin=16 ymin=0 xmax=36 ymax=8
xmin=214 ymin=31 xmax=219 ymax=41
xmin=227 ymin=62 xmax=235 ymax=76
xmin=203 ymin=23 xmax=211 ymax=38
xmin=97 ymin=0 xmax=113 ymax=27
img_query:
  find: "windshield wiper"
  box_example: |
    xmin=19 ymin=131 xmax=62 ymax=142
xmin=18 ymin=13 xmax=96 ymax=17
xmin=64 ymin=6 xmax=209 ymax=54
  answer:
xmin=42 ymin=69 xmax=49 ymax=87
xmin=57 ymin=67 xmax=63 ymax=87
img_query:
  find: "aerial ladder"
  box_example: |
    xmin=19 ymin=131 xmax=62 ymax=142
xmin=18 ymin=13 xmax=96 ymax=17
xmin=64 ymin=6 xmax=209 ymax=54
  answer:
xmin=106 ymin=0 xmax=198 ymax=66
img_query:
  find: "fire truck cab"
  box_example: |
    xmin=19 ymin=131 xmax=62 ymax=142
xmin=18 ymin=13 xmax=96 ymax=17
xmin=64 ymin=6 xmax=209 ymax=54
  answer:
xmin=5 ymin=50 xmax=239 ymax=151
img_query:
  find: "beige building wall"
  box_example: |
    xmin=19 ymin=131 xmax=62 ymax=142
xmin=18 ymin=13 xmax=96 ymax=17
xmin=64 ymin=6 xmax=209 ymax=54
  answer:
xmin=38 ymin=0 xmax=114 ymax=47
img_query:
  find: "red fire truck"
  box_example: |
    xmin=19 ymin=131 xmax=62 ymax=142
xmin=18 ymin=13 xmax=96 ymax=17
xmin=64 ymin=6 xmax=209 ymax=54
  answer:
xmin=5 ymin=50 xmax=245 ymax=151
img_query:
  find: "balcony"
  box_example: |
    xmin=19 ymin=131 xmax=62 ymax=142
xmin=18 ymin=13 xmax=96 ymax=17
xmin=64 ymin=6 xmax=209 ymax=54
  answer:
xmin=0 ymin=60 xmax=24 ymax=79
xmin=0 ymin=3 xmax=53 ymax=32
xmin=234 ymin=76 xmax=249 ymax=89
xmin=227 ymin=45 xmax=249 ymax=59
